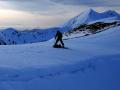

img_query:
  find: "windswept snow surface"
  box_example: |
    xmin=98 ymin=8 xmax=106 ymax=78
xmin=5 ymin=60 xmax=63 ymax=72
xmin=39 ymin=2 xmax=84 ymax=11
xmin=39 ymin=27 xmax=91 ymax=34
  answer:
xmin=0 ymin=26 xmax=120 ymax=90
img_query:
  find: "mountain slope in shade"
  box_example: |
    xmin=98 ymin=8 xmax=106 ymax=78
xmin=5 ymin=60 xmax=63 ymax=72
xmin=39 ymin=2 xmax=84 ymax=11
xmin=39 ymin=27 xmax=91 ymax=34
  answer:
xmin=63 ymin=21 xmax=120 ymax=39
xmin=62 ymin=9 xmax=120 ymax=29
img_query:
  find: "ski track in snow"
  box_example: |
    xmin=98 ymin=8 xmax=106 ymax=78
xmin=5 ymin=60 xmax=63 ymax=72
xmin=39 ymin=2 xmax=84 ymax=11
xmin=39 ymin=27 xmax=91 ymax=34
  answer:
xmin=0 ymin=61 xmax=96 ymax=82
xmin=0 ymin=53 xmax=119 ymax=85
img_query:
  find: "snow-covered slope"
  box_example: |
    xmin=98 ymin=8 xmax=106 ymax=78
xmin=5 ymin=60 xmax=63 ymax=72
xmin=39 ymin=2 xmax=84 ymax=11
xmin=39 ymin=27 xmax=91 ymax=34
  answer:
xmin=62 ymin=9 xmax=120 ymax=29
xmin=0 ymin=26 xmax=120 ymax=90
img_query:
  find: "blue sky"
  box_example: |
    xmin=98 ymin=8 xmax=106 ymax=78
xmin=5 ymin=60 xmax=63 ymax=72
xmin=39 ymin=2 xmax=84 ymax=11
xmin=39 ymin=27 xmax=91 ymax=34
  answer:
xmin=0 ymin=0 xmax=120 ymax=29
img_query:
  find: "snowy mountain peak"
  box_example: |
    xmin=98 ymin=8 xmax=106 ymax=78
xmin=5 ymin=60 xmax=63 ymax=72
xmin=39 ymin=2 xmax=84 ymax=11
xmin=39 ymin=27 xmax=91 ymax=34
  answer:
xmin=103 ymin=10 xmax=120 ymax=17
xmin=3 ymin=28 xmax=17 ymax=33
xmin=62 ymin=9 xmax=120 ymax=30
xmin=104 ymin=10 xmax=118 ymax=14
xmin=84 ymin=9 xmax=98 ymax=14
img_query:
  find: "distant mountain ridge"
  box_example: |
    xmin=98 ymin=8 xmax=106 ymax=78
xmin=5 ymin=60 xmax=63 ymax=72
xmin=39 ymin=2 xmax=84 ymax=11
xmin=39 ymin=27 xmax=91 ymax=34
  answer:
xmin=0 ymin=27 xmax=66 ymax=45
xmin=0 ymin=9 xmax=120 ymax=45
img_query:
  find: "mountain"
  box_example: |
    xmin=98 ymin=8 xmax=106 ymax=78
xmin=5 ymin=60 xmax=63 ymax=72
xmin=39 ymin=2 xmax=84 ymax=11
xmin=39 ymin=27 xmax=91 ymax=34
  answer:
xmin=0 ymin=9 xmax=120 ymax=45
xmin=0 ymin=27 xmax=68 ymax=45
xmin=62 ymin=9 xmax=120 ymax=30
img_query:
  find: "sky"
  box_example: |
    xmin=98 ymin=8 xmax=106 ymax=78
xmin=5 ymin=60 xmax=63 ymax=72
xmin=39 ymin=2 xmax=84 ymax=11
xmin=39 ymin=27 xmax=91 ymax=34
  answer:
xmin=0 ymin=0 xmax=120 ymax=29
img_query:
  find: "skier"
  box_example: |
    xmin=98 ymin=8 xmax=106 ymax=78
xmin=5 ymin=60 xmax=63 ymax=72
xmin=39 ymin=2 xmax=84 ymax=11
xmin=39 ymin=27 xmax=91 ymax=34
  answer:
xmin=54 ymin=31 xmax=64 ymax=48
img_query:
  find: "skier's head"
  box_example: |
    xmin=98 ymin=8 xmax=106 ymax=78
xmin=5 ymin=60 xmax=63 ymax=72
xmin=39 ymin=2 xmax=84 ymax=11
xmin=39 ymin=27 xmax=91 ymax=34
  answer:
xmin=57 ymin=30 xmax=61 ymax=34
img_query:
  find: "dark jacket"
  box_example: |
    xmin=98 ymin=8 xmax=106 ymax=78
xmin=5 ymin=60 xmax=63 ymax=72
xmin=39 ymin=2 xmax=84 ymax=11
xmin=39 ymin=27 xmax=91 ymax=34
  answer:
xmin=55 ymin=31 xmax=62 ymax=39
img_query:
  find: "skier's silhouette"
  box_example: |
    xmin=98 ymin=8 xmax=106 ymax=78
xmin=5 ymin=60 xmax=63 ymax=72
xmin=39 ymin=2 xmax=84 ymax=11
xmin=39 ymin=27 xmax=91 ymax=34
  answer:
xmin=54 ymin=31 xmax=64 ymax=48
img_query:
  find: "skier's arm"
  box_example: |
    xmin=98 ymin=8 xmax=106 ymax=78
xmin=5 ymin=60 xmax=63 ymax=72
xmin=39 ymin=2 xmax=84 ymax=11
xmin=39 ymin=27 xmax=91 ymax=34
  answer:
xmin=55 ymin=32 xmax=58 ymax=39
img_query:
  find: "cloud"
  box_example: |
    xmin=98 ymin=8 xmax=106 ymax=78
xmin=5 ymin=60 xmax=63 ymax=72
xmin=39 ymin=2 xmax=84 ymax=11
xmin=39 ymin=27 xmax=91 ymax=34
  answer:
xmin=0 ymin=0 xmax=53 ymax=13
xmin=51 ymin=0 xmax=120 ymax=7
xmin=0 ymin=0 xmax=86 ymax=28
xmin=0 ymin=0 xmax=89 ymax=16
xmin=1 ymin=0 xmax=119 ymax=16
xmin=0 ymin=0 xmax=119 ymax=29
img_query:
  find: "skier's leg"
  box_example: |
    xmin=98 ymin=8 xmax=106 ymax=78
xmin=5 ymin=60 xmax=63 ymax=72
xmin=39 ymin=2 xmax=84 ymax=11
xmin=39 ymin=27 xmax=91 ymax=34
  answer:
xmin=60 ymin=39 xmax=64 ymax=47
xmin=54 ymin=38 xmax=59 ymax=46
